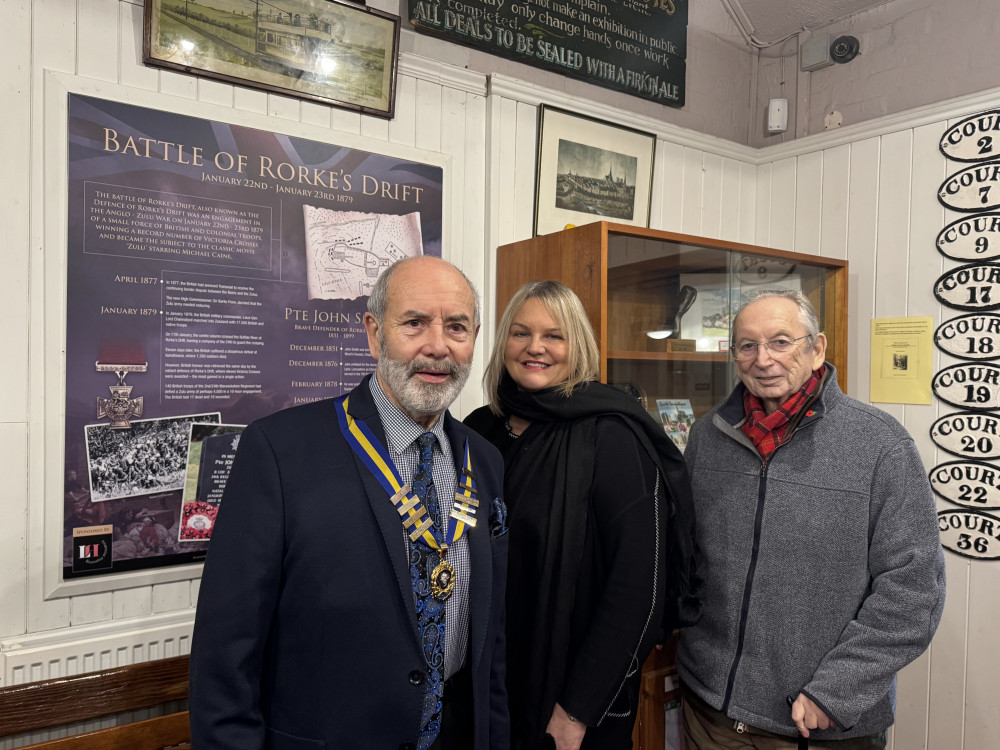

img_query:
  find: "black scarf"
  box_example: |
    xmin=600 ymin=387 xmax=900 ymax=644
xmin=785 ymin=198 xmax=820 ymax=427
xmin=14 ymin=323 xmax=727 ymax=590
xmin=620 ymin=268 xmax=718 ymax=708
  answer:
xmin=498 ymin=373 xmax=700 ymax=748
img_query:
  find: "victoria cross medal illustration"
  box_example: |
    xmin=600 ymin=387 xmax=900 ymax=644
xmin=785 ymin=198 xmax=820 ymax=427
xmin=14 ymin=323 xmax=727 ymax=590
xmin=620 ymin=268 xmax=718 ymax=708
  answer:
xmin=96 ymin=344 xmax=147 ymax=429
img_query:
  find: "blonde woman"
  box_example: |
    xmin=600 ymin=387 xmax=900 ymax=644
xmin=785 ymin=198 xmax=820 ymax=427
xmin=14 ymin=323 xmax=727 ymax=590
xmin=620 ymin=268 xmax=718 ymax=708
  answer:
xmin=465 ymin=280 xmax=699 ymax=750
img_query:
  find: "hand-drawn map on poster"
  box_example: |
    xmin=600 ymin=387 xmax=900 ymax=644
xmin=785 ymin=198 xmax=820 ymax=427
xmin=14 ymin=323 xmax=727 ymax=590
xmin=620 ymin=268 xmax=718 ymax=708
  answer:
xmin=303 ymin=206 xmax=424 ymax=299
xmin=63 ymin=94 xmax=443 ymax=579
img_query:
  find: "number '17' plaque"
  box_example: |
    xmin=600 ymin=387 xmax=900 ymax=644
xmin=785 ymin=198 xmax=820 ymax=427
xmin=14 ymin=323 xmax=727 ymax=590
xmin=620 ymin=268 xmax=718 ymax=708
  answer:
xmin=934 ymin=263 xmax=1000 ymax=311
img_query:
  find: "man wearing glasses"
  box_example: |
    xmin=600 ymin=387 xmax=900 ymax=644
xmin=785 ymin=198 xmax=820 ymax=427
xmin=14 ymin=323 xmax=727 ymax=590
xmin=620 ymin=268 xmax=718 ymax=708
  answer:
xmin=677 ymin=289 xmax=945 ymax=749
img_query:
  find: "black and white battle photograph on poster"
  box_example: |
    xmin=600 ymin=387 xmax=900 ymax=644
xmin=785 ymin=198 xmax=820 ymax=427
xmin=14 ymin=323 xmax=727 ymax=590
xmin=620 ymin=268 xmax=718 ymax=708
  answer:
xmin=63 ymin=94 xmax=444 ymax=579
xmin=408 ymin=0 xmax=687 ymax=106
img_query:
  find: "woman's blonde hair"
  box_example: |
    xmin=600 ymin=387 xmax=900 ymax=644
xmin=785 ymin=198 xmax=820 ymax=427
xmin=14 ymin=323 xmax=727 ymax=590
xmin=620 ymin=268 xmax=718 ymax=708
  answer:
xmin=483 ymin=280 xmax=600 ymax=415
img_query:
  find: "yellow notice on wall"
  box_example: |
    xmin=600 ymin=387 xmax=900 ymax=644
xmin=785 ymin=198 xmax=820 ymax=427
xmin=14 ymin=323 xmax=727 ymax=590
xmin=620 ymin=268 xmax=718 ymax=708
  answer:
xmin=869 ymin=316 xmax=933 ymax=404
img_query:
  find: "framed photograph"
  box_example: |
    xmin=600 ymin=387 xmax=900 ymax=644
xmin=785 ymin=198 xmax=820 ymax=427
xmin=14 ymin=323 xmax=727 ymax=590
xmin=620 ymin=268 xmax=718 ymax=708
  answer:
xmin=534 ymin=105 xmax=656 ymax=236
xmin=143 ymin=0 xmax=400 ymax=118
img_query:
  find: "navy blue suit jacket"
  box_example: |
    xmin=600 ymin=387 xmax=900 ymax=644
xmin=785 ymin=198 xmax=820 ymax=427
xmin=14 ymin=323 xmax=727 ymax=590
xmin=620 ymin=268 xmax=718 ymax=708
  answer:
xmin=190 ymin=376 xmax=509 ymax=749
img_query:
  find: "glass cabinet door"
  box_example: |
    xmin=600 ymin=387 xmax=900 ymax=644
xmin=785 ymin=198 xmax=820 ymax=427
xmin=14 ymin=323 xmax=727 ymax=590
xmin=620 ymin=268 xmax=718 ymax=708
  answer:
xmin=605 ymin=231 xmax=843 ymax=431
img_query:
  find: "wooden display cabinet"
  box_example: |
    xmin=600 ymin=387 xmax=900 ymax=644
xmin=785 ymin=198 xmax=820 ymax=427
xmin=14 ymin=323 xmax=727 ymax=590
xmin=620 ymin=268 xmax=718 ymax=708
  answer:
xmin=495 ymin=222 xmax=849 ymax=749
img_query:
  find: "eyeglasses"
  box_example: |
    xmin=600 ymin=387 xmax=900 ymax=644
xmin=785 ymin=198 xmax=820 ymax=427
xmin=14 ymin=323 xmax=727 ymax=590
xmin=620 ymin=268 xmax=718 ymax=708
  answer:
xmin=730 ymin=335 xmax=810 ymax=360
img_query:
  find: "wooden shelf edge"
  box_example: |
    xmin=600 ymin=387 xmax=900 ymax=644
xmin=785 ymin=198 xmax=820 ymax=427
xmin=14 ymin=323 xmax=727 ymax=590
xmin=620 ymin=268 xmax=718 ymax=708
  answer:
xmin=607 ymin=350 xmax=729 ymax=362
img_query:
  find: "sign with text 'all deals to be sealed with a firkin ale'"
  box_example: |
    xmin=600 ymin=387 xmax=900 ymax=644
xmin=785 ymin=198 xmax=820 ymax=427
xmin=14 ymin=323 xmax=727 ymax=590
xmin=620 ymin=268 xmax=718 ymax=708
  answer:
xmin=408 ymin=0 xmax=688 ymax=107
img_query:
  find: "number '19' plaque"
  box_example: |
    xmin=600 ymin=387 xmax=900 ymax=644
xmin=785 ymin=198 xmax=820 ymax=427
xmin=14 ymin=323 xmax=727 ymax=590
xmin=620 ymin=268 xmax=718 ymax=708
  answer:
xmin=932 ymin=362 xmax=1000 ymax=410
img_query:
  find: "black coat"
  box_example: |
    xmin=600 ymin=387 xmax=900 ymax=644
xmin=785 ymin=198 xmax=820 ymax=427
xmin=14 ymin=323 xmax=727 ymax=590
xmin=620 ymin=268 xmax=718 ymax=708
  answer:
xmin=465 ymin=402 xmax=671 ymax=750
xmin=191 ymin=376 xmax=510 ymax=749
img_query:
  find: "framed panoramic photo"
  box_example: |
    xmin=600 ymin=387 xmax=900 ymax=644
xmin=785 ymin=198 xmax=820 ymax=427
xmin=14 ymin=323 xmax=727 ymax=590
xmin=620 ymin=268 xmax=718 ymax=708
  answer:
xmin=534 ymin=105 xmax=656 ymax=236
xmin=143 ymin=0 xmax=400 ymax=118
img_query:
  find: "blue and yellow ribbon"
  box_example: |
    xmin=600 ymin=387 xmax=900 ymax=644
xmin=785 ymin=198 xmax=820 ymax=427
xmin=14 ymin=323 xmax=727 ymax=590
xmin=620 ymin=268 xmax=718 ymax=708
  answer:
xmin=336 ymin=395 xmax=477 ymax=551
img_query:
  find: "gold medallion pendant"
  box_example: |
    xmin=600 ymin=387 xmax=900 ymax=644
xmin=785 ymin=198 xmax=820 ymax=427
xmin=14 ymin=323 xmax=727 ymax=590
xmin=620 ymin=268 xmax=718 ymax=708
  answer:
xmin=431 ymin=557 xmax=456 ymax=601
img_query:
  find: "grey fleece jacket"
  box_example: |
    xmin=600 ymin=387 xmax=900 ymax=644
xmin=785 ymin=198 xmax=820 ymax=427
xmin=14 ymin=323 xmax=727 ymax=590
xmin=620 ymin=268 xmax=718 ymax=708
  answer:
xmin=677 ymin=365 xmax=945 ymax=740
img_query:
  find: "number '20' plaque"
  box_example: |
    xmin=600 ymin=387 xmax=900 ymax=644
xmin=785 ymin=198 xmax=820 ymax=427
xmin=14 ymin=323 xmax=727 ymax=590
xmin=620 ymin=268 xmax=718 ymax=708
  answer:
xmin=930 ymin=411 xmax=1000 ymax=458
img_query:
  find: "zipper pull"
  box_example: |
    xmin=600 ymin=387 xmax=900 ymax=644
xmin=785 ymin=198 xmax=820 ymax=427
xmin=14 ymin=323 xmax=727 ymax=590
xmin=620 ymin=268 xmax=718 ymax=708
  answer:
xmin=734 ymin=721 xmax=747 ymax=734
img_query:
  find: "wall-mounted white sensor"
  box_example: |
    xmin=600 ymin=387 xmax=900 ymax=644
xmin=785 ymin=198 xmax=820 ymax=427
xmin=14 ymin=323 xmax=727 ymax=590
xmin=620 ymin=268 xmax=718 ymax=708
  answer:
xmin=768 ymin=98 xmax=788 ymax=133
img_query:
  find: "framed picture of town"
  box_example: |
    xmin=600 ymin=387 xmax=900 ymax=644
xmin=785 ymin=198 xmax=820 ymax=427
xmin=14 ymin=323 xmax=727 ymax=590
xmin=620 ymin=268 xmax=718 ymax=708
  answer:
xmin=143 ymin=0 xmax=400 ymax=118
xmin=533 ymin=105 xmax=655 ymax=236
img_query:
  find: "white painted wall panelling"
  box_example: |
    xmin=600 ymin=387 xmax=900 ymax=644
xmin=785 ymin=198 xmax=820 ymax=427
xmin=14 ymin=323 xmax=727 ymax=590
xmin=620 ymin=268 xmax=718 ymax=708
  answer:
xmin=845 ymin=137 xmax=881 ymax=403
xmin=793 ymin=151 xmax=824 ymax=257
xmin=0 ymin=0 xmax=31 ymax=429
xmin=891 ymin=122 xmax=948 ymax=750
xmin=818 ymin=144 xmax=851 ymax=263
xmin=871 ymin=129 xmax=914 ymax=426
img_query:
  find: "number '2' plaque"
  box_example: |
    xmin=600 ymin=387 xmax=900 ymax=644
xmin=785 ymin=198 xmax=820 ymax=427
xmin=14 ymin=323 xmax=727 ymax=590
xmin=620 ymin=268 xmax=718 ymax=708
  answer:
xmin=939 ymin=109 xmax=1000 ymax=163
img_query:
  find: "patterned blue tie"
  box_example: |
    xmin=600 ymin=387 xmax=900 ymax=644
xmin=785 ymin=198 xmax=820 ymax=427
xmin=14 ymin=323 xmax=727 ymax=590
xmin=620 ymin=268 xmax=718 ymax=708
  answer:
xmin=412 ymin=432 xmax=445 ymax=750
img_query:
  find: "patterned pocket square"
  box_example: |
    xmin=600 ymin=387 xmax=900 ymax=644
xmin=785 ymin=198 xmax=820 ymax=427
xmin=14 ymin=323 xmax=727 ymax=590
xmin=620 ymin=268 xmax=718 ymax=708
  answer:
xmin=489 ymin=497 xmax=508 ymax=538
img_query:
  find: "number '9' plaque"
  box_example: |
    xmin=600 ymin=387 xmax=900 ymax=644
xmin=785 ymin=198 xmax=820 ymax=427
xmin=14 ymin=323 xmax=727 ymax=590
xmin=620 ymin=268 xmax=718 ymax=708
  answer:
xmin=933 ymin=263 xmax=1000 ymax=311
xmin=933 ymin=313 xmax=1000 ymax=360
xmin=935 ymin=213 xmax=1000 ymax=261
xmin=930 ymin=460 xmax=1000 ymax=509
xmin=932 ymin=363 xmax=1000 ymax=410
xmin=930 ymin=411 xmax=1000 ymax=458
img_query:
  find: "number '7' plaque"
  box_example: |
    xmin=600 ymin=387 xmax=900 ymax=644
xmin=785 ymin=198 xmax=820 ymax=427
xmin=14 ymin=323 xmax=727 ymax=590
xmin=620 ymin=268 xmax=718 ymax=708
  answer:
xmin=939 ymin=161 xmax=1000 ymax=212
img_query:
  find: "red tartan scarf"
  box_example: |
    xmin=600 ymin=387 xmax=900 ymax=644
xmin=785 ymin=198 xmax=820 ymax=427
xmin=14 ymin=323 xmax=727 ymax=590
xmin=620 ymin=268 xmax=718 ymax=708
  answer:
xmin=741 ymin=365 xmax=825 ymax=460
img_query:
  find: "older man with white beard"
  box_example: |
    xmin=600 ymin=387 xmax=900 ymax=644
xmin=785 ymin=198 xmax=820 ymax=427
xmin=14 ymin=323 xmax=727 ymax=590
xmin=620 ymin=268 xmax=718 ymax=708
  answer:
xmin=191 ymin=256 xmax=510 ymax=750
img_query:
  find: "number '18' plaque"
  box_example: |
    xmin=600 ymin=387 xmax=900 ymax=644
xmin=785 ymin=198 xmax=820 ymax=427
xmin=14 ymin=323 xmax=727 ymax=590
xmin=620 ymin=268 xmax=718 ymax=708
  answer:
xmin=933 ymin=313 xmax=1000 ymax=360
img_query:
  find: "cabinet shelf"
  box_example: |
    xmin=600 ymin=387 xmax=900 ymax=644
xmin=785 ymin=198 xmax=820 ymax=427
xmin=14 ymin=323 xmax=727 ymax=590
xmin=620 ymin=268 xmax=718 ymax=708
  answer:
xmin=608 ymin=350 xmax=729 ymax=362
